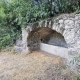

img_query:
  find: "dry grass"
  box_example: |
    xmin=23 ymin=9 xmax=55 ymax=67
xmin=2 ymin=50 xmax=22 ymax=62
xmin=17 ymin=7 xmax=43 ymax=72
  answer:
xmin=0 ymin=51 xmax=78 ymax=80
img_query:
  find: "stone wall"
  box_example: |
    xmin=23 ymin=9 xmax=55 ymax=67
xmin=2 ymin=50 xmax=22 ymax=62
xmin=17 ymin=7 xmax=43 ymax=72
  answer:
xmin=21 ymin=12 xmax=80 ymax=73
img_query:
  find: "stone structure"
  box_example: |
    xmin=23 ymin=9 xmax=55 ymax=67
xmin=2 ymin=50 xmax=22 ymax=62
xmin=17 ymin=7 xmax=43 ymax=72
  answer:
xmin=15 ymin=12 xmax=80 ymax=73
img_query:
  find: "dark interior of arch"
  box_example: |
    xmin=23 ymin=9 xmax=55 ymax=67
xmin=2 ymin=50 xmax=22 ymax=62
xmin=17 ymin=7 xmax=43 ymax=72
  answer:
xmin=27 ymin=27 xmax=68 ymax=52
xmin=36 ymin=27 xmax=68 ymax=48
xmin=46 ymin=31 xmax=68 ymax=48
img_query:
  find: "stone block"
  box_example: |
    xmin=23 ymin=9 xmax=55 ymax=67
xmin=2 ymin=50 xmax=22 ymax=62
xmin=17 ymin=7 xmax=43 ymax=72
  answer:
xmin=64 ymin=20 xmax=74 ymax=29
xmin=40 ymin=43 xmax=68 ymax=59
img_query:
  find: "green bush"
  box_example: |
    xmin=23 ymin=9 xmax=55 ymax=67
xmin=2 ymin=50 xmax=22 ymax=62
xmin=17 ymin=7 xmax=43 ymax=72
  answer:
xmin=0 ymin=26 xmax=21 ymax=50
xmin=0 ymin=0 xmax=50 ymax=50
xmin=53 ymin=0 xmax=80 ymax=13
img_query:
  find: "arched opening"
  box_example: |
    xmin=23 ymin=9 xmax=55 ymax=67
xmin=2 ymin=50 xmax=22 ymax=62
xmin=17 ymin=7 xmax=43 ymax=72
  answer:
xmin=27 ymin=27 xmax=68 ymax=51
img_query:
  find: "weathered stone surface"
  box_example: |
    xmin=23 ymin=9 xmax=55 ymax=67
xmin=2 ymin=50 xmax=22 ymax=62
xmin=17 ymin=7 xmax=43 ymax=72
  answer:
xmin=19 ymin=12 xmax=80 ymax=73
xmin=40 ymin=43 xmax=68 ymax=59
xmin=14 ymin=46 xmax=23 ymax=53
xmin=59 ymin=19 xmax=64 ymax=23
xmin=15 ymin=39 xmax=23 ymax=47
xmin=48 ymin=32 xmax=67 ymax=48
xmin=64 ymin=20 xmax=74 ymax=29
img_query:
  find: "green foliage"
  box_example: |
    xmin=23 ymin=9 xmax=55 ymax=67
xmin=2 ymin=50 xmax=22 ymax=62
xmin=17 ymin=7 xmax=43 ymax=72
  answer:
xmin=0 ymin=0 xmax=49 ymax=50
xmin=70 ymin=55 xmax=80 ymax=65
xmin=53 ymin=0 xmax=80 ymax=13
xmin=74 ymin=76 xmax=80 ymax=80
xmin=0 ymin=26 xmax=21 ymax=50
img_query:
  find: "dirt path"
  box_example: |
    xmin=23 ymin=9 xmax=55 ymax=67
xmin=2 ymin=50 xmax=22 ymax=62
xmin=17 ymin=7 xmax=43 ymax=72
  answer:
xmin=0 ymin=51 xmax=77 ymax=80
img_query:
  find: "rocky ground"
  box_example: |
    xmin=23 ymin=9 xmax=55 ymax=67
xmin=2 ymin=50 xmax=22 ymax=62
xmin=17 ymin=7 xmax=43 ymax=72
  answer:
xmin=0 ymin=51 xmax=79 ymax=80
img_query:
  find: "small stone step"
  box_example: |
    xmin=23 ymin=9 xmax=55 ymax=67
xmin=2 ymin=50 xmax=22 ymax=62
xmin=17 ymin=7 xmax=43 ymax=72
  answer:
xmin=14 ymin=46 xmax=23 ymax=53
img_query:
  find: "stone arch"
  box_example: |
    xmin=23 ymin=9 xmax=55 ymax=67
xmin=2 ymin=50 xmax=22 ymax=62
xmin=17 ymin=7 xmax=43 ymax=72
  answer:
xmin=24 ymin=26 xmax=68 ymax=62
xmin=27 ymin=27 xmax=67 ymax=49
xmin=21 ymin=12 xmax=80 ymax=73
xmin=26 ymin=17 xmax=68 ymax=48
